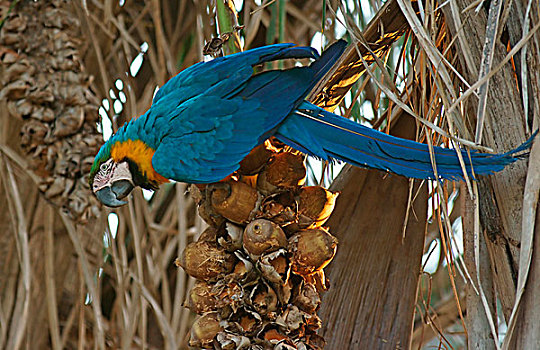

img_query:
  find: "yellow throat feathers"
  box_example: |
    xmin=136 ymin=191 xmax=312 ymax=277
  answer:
xmin=111 ymin=140 xmax=169 ymax=185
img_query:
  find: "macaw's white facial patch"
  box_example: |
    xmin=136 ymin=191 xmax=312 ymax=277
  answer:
xmin=92 ymin=159 xmax=133 ymax=192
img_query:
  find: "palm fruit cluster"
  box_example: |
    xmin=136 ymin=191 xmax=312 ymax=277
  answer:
xmin=0 ymin=0 xmax=102 ymax=221
xmin=176 ymin=140 xmax=339 ymax=349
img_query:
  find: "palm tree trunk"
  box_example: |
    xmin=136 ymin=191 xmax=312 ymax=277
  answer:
xmin=319 ymin=115 xmax=428 ymax=349
xmin=442 ymin=0 xmax=540 ymax=347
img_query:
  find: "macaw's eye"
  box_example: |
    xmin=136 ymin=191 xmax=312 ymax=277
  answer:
xmin=100 ymin=163 xmax=108 ymax=172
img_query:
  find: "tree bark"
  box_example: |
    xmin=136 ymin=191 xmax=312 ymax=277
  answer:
xmin=441 ymin=0 xmax=531 ymax=321
xmin=462 ymin=184 xmax=496 ymax=350
xmin=510 ymin=196 xmax=540 ymax=348
xmin=505 ymin=1 xmax=540 ymax=346
xmin=320 ymin=116 xmax=427 ymax=349
xmin=442 ymin=0 xmax=540 ymax=346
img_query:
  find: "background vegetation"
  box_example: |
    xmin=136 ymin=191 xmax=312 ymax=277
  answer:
xmin=0 ymin=0 xmax=538 ymax=348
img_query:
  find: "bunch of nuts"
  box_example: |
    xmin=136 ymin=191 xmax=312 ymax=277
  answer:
xmin=0 ymin=0 xmax=102 ymax=221
xmin=176 ymin=140 xmax=339 ymax=349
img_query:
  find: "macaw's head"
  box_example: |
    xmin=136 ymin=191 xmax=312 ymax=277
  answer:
xmin=89 ymin=138 xmax=168 ymax=207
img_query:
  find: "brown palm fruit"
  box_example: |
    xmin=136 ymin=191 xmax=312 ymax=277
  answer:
xmin=189 ymin=312 xmax=223 ymax=348
xmin=215 ymin=332 xmax=251 ymax=349
xmin=230 ymin=252 xmax=255 ymax=282
xmin=198 ymin=199 xmax=226 ymax=227
xmin=176 ymin=241 xmax=235 ymax=280
xmin=229 ymin=309 xmax=262 ymax=335
xmin=258 ymin=249 xmax=292 ymax=303
xmin=297 ymin=186 xmax=339 ymax=228
xmin=210 ymin=181 xmax=260 ymax=224
xmin=243 ymin=219 xmax=287 ymax=257
xmin=289 ymin=228 xmax=338 ymax=275
xmin=305 ymin=270 xmax=330 ymax=293
xmin=249 ymin=283 xmax=278 ymax=315
xmin=187 ymin=280 xmax=245 ymax=315
xmin=260 ymin=326 xmax=289 ymax=344
xmin=257 ymin=152 xmax=306 ymax=195
xmin=238 ymin=142 xmax=273 ymax=175
xmin=191 ymin=184 xmax=226 ymax=228
xmin=293 ymin=281 xmax=321 ymax=314
xmin=186 ymin=281 xmax=218 ymax=314
xmin=218 ymin=223 xmax=243 ymax=252
xmin=258 ymin=249 xmax=290 ymax=285
xmin=183 ymin=147 xmax=339 ymax=348
xmin=197 ymin=226 xmax=221 ymax=243
xmin=259 ymin=192 xmax=298 ymax=228
xmin=306 ymin=333 xmax=326 ymax=349
xmin=276 ymin=305 xmax=310 ymax=332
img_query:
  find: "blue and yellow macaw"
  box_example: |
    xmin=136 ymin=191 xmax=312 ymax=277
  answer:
xmin=89 ymin=40 xmax=534 ymax=207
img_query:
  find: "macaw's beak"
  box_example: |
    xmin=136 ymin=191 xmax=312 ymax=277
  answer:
xmin=93 ymin=160 xmax=135 ymax=208
xmin=95 ymin=180 xmax=135 ymax=207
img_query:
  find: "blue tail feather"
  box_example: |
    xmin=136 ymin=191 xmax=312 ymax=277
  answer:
xmin=275 ymin=102 xmax=536 ymax=180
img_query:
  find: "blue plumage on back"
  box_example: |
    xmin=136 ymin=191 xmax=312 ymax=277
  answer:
xmin=144 ymin=41 xmax=346 ymax=183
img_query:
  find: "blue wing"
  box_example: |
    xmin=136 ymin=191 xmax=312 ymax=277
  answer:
xmin=151 ymin=97 xmax=267 ymax=183
xmin=152 ymin=44 xmax=319 ymax=105
xmin=149 ymin=41 xmax=347 ymax=183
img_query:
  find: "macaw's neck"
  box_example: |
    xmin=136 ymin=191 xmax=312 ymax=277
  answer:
xmin=110 ymin=139 xmax=169 ymax=189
